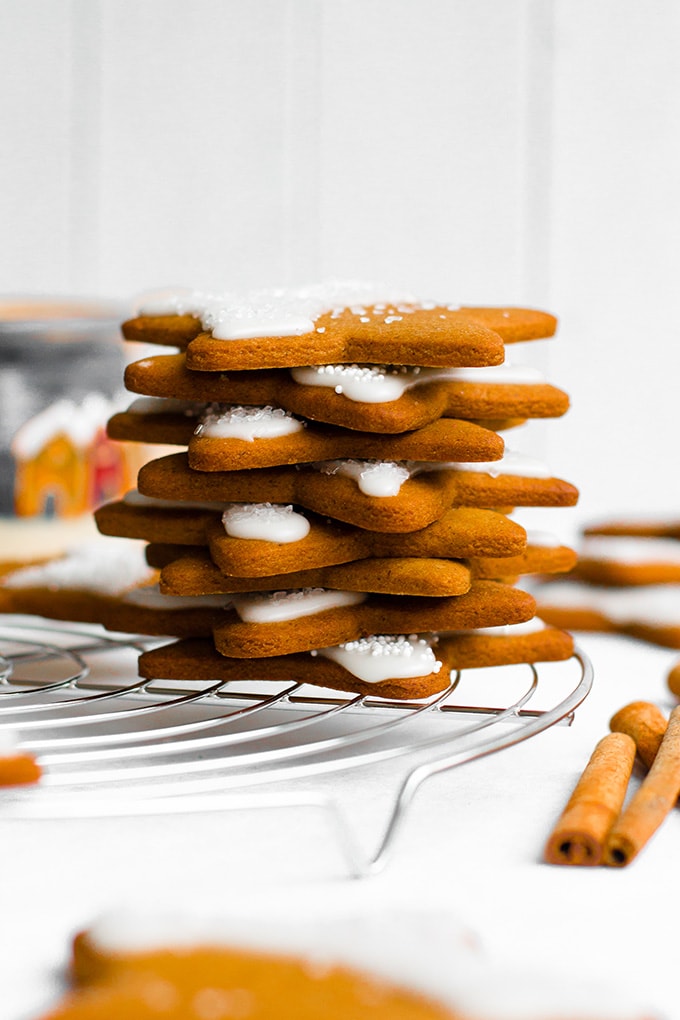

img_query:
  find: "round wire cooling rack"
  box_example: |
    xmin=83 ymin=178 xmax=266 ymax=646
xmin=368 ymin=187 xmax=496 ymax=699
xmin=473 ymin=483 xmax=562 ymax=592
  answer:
xmin=0 ymin=617 xmax=593 ymax=876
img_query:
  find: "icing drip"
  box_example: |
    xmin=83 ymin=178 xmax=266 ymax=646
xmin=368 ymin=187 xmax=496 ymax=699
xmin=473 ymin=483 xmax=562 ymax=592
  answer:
xmin=313 ymin=450 xmax=553 ymax=497
xmin=317 ymin=634 xmax=443 ymax=683
xmin=232 ymin=588 xmax=365 ymax=624
xmin=196 ymin=405 xmax=303 ymax=441
xmin=291 ymin=361 xmax=545 ymax=404
xmin=2 ymin=540 xmax=154 ymax=596
xmin=580 ymin=536 xmax=680 ymax=564
xmin=446 ymin=618 xmax=547 ymax=638
xmin=222 ymin=503 xmax=310 ymax=543
xmin=314 ymin=459 xmax=410 ymax=497
xmin=446 ymin=450 xmax=552 ymax=479
xmin=138 ymin=282 xmax=420 ymax=340
xmin=537 ymin=582 xmax=680 ymax=626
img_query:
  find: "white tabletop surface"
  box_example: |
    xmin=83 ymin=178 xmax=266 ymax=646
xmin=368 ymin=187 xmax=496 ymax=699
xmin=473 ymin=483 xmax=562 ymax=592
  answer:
xmin=1 ymin=620 xmax=679 ymax=1020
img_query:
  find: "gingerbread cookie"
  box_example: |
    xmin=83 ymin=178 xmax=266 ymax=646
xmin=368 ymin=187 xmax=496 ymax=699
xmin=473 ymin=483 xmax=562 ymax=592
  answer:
xmin=97 ymin=585 xmax=228 ymax=638
xmin=584 ymin=518 xmax=680 ymax=540
xmin=206 ymin=505 xmax=523 ymax=578
xmin=145 ymin=543 xmax=197 ymax=568
xmin=122 ymin=283 xmax=556 ymax=369
xmin=159 ymin=535 xmax=575 ymax=598
xmin=94 ymin=491 xmax=226 ymax=546
xmin=124 ymin=351 xmax=569 ymax=434
xmin=95 ymin=579 xmax=534 ymax=655
xmin=569 ymin=535 xmax=680 ymax=586
xmin=107 ymin=399 xmax=505 ymax=470
xmin=136 ymin=451 xmax=578 ymax=533
xmin=210 ymin=581 xmax=536 ymax=658
xmin=138 ymin=617 xmax=573 ymax=701
xmin=97 ymin=499 xmax=527 ymax=567
xmin=470 ymin=530 xmax=578 ymax=581
xmin=160 ymin=548 xmax=473 ymax=598
xmin=533 ymin=579 xmax=680 ymax=649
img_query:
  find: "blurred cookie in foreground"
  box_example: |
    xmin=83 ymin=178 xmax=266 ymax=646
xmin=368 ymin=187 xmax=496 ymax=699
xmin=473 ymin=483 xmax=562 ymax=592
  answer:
xmin=36 ymin=908 xmax=658 ymax=1020
xmin=40 ymin=909 xmax=466 ymax=1020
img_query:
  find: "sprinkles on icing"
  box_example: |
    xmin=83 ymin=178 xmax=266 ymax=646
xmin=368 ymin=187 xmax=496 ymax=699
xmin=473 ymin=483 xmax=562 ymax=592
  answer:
xmin=138 ymin=282 xmax=422 ymax=341
xmin=222 ymin=503 xmax=310 ymax=543
xmin=317 ymin=634 xmax=443 ymax=683
xmin=232 ymin=587 xmax=366 ymax=624
xmin=290 ymin=361 xmax=545 ymax=405
xmin=196 ymin=405 xmax=303 ymax=441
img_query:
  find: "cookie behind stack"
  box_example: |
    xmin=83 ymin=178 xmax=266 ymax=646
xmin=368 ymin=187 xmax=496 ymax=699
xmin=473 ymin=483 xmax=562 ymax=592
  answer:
xmin=533 ymin=520 xmax=680 ymax=648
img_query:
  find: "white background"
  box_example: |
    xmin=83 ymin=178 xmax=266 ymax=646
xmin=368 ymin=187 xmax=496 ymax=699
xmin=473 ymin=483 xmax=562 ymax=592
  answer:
xmin=2 ymin=0 xmax=680 ymax=527
xmin=3 ymin=5 xmax=680 ymax=1019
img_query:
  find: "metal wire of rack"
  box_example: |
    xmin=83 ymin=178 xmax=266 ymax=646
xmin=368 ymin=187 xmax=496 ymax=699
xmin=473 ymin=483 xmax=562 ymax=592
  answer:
xmin=0 ymin=617 xmax=593 ymax=877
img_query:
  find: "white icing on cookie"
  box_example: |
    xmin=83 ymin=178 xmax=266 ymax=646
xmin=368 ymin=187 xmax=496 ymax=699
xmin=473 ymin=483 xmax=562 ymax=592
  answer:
xmin=232 ymin=588 xmax=365 ymax=624
xmin=317 ymin=634 xmax=443 ymax=683
xmin=222 ymin=503 xmax=310 ymax=543
xmin=536 ymin=581 xmax=680 ymax=626
xmin=291 ymin=361 xmax=545 ymax=404
xmin=138 ymin=282 xmax=420 ymax=340
xmin=312 ymin=450 xmax=552 ymax=497
xmin=446 ymin=450 xmax=552 ymax=479
xmin=2 ymin=540 xmax=154 ymax=596
xmin=580 ymin=536 xmax=680 ymax=564
xmin=314 ymin=459 xmax=411 ymax=497
xmin=196 ymin=405 xmax=303 ymax=441
xmin=446 ymin=618 xmax=547 ymax=638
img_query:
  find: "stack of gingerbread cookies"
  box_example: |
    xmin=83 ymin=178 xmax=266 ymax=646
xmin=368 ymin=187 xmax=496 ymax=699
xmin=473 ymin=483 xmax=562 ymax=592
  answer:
xmin=89 ymin=283 xmax=579 ymax=699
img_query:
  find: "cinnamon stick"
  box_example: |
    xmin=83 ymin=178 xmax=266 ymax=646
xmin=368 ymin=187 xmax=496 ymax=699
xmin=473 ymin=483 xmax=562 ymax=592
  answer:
xmin=544 ymin=731 xmax=636 ymax=866
xmin=609 ymin=700 xmax=667 ymax=771
xmin=604 ymin=704 xmax=680 ymax=867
